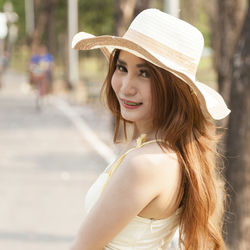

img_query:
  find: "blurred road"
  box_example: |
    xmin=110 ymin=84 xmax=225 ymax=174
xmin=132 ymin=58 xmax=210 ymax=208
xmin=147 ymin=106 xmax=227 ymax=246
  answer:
xmin=0 ymin=69 xmax=115 ymax=250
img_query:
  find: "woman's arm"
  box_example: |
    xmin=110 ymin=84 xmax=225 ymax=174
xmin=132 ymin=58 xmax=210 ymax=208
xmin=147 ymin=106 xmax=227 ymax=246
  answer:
xmin=70 ymin=148 xmax=180 ymax=250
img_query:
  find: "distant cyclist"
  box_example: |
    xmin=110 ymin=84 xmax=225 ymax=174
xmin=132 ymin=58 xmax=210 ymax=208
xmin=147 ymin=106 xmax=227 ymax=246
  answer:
xmin=29 ymin=45 xmax=54 ymax=95
xmin=29 ymin=46 xmax=41 ymax=87
xmin=38 ymin=45 xmax=54 ymax=94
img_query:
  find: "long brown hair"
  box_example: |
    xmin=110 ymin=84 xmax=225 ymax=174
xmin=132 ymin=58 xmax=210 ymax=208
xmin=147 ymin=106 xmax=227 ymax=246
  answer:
xmin=101 ymin=49 xmax=226 ymax=249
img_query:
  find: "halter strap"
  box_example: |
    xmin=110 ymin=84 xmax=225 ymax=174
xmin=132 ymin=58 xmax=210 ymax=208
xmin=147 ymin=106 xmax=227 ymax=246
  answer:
xmin=101 ymin=134 xmax=166 ymax=192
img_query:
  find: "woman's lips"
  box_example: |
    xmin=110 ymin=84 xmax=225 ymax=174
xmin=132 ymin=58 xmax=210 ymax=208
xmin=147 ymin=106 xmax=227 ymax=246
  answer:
xmin=120 ymin=98 xmax=142 ymax=109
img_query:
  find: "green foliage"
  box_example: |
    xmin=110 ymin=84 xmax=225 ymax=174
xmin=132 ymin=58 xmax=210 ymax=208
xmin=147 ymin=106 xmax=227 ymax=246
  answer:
xmin=2 ymin=0 xmax=214 ymax=84
xmin=197 ymin=55 xmax=217 ymax=88
xmin=0 ymin=0 xmax=115 ymax=45
xmin=0 ymin=0 xmax=26 ymax=43
xmin=10 ymin=44 xmax=30 ymax=71
xmin=180 ymin=0 xmax=212 ymax=47
xmin=2 ymin=0 xmax=212 ymax=47
xmin=55 ymin=0 xmax=67 ymax=36
xmin=78 ymin=0 xmax=114 ymax=35
xmin=195 ymin=9 xmax=211 ymax=47
xmin=0 ymin=0 xmax=6 ymax=11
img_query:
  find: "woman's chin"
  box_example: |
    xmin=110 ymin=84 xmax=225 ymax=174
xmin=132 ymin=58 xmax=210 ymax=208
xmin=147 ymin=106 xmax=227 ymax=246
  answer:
xmin=120 ymin=110 xmax=138 ymax=122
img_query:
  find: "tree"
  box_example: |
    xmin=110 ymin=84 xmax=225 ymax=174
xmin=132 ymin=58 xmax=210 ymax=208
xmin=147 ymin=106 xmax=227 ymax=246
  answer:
xmin=225 ymin=1 xmax=250 ymax=249
xmin=78 ymin=0 xmax=114 ymax=35
xmin=180 ymin=0 xmax=211 ymax=48
xmin=208 ymin=0 xmax=246 ymax=106
xmin=114 ymin=0 xmax=151 ymax=36
xmin=32 ymin=0 xmax=58 ymax=52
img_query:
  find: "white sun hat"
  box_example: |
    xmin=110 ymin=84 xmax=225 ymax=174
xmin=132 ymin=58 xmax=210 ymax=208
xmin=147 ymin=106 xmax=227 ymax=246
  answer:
xmin=72 ymin=8 xmax=230 ymax=120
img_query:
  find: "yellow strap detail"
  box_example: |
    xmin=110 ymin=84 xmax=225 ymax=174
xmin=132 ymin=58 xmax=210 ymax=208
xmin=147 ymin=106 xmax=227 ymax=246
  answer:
xmin=136 ymin=133 xmax=147 ymax=147
xmin=101 ymin=134 xmax=166 ymax=192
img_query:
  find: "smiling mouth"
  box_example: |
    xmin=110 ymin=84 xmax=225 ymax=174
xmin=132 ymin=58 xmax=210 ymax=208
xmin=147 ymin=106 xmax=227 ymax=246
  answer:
xmin=121 ymin=99 xmax=142 ymax=106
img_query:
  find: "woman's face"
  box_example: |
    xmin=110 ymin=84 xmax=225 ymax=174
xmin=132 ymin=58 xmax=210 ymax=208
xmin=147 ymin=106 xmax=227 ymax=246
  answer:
xmin=111 ymin=50 xmax=153 ymax=132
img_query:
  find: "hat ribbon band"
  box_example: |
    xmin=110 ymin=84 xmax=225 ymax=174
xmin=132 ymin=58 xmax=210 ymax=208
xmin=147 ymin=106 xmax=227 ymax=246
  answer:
xmin=124 ymin=29 xmax=197 ymax=76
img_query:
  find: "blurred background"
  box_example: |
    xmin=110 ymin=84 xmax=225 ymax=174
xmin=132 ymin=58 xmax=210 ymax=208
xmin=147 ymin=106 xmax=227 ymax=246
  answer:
xmin=0 ymin=0 xmax=249 ymax=249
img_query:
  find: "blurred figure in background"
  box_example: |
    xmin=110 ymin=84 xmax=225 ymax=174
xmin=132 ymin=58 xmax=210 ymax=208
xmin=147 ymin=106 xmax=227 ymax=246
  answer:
xmin=29 ymin=44 xmax=54 ymax=96
xmin=29 ymin=44 xmax=41 ymax=87
xmin=0 ymin=49 xmax=9 ymax=88
xmin=38 ymin=45 xmax=54 ymax=94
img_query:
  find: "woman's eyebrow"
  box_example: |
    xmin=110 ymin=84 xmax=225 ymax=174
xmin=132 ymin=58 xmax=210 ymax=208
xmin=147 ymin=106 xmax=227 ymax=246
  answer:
xmin=117 ymin=59 xmax=127 ymax=65
xmin=117 ymin=59 xmax=149 ymax=68
xmin=136 ymin=63 xmax=149 ymax=68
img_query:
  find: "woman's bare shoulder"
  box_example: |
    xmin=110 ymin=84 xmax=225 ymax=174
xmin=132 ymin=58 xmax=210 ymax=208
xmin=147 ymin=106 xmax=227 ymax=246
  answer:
xmin=125 ymin=141 xmax=178 ymax=167
xmin=120 ymin=142 xmax=180 ymax=185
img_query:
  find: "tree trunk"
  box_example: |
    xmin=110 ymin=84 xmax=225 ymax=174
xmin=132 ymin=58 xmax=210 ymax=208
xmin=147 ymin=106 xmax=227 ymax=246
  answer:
xmin=210 ymin=0 xmax=245 ymax=105
xmin=114 ymin=0 xmax=151 ymax=36
xmin=43 ymin=0 xmax=58 ymax=53
xmin=32 ymin=0 xmax=45 ymax=46
xmin=133 ymin=0 xmax=151 ymax=17
xmin=225 ymin=1 xmax=250 ymax=249
xmin=32 ymin=0 xmax=58 ymax=51
xmin=114 ymin=0 xmax=137 ymax=36
xmin=206 ymin=0 xmax=246 ymax=170
xmin=180 ymin=0 xmax=201 ymax=24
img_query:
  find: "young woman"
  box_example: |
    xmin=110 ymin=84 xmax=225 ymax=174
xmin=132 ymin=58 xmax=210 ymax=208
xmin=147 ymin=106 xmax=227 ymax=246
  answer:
xmin=71 ymin=9 xmax=231 ymax=250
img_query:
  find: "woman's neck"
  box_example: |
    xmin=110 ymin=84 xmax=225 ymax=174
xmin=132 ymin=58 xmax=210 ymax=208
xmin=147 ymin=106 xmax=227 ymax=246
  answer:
xmin=132 ymin=125 xmax=162 ymax=141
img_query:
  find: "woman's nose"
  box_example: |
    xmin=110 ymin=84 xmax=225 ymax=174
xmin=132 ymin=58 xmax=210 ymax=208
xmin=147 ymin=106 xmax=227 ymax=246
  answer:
xmin=120 ymin=75 xmax=137 ymax=96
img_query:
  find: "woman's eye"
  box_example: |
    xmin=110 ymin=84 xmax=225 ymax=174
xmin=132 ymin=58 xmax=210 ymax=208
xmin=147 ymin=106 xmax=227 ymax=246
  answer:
xmin=140 ymin=70 xmax=150 ymax=78
xmin=116 ymin=64 xmax=127 ymax=72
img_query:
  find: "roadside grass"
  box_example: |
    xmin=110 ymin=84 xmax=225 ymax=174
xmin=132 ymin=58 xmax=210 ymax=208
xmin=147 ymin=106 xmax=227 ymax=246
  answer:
xmin=9 ymin=45 xmax=30 ymax=74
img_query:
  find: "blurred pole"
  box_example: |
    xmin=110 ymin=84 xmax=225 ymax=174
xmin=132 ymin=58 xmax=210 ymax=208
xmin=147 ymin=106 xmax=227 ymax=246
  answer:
xmin=0 ymin=13 xmax=8 ymax=39
xmin=68 ymin=0 xmax=79 ymax=86
xmin=164 ymin=0 xmax=179 ymax=17
xmin=25 ymin=0 xmax=35 ymax=36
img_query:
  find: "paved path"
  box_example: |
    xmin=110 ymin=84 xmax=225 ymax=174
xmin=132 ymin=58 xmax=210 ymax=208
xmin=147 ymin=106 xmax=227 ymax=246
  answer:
xmin=0 ymin=70 xmax=114 ymax=250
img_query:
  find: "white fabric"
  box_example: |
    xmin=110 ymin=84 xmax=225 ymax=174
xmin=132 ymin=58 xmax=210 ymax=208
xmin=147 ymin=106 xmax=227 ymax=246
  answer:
xmin=195 ymin=81 xmax=231 ymax=120
xmin=128 ymin=9 xmax=203 ymax=60
xmin=85 ymin=170 xmax=181 ymax=249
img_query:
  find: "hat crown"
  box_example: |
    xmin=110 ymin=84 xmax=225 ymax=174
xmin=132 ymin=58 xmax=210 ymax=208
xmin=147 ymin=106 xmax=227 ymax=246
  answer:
xmin=124 ymin=9 xmax=204 ymax=76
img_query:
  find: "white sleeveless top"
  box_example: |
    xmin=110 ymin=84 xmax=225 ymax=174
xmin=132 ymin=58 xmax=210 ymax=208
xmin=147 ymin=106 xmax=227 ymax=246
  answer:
xmin=85 ymin=135 xmax=182 ymax=249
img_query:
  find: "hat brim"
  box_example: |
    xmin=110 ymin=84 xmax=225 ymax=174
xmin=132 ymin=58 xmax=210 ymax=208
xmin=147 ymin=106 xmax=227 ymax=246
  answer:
xmin=72 ymin=32 xmax=230 ymax=120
